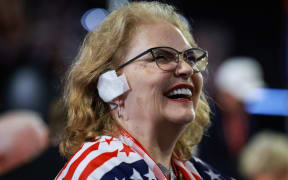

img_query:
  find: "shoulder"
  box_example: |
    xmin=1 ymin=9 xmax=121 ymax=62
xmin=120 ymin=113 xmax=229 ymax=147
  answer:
xmin=56 ymin=136 xmax=153 ymax=180
xmin=188 ymin=157 xmax=237 ymax=180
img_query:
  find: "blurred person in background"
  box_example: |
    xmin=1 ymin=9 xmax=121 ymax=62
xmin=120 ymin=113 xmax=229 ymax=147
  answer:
xmin=239 ymin=130 xmax=288 ymax=180
xmin=198 ymin=57 xmax=265 ymax=179
xmin=0 ymin=0 xmax=85 ymax=179
xmin=214 ymin=57 xmax=265 ymax=156
xmin=56 ymin=1 xmax=234 ymax=180
xmin=0 ymin=110 xmax=49 ymax=175
xmin=0 ymin=0 xmax=51 ymax=176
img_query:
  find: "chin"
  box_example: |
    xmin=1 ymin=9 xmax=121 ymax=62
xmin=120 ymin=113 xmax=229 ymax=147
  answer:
xmin=165 ymin=111 xmax=195 ymax=125
xmin=163 ymin=100 xmax=196 ymax=122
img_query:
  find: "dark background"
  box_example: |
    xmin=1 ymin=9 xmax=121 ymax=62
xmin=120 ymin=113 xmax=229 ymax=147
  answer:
xmin=0 ymin=0 xmax=286 ymax=179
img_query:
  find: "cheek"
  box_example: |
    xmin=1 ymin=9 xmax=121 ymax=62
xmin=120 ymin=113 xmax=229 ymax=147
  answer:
xmin=125 ymin=65 xmax=167 ymax=104
xmin=192 ymin=73 xmax=204 ymax=107
xmin=127 ymin=62 xmax=168 ymax=90
xmin=194 ymin=73 xmax=203 ymax=94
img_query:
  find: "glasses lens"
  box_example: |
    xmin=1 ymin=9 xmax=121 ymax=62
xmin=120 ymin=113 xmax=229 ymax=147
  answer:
xmin=152 ymin=47 xmax=178 ymax=71
xmin=185 ymin=49 xmax=208 ymax=72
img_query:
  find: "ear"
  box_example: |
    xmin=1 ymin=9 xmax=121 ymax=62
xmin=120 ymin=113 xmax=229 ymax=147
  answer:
xmin=112 ymin=97 xmax=124 ymax=108
xmin=97 ymin=70 xmax=130 ymax=103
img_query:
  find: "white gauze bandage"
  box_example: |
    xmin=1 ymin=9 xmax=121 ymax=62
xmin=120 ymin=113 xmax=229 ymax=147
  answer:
xmin=97 ymin=70 xmax=129 ymax=108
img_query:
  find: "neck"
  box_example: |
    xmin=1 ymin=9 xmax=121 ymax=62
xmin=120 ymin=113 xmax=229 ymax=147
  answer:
xmin=119 ymin=116 xmax=186 ymax=169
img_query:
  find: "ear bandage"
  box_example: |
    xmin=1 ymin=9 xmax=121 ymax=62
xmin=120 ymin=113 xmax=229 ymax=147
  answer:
xmin=97 ymin=70 xmax=129 ymax=108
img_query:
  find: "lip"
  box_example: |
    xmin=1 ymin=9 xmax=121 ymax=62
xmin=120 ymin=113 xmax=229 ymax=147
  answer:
xmin=169 ymin=98 xmax=193 ymax=103
xmin=164 ymin=83 xmax=194 ymax=103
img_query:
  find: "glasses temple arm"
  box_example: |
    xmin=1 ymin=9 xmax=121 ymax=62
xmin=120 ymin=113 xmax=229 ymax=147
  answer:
xmin=116 ymin=49 xmax=151 ymax=71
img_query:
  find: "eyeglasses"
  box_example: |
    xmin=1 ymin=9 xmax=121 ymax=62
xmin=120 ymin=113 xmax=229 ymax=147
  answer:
xmin=116 ymin=46 xmax=208 ymax=72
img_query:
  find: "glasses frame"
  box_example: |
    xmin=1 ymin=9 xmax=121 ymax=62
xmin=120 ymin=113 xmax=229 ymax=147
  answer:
xmin=115 ymin=46 xmax=208 ymax=72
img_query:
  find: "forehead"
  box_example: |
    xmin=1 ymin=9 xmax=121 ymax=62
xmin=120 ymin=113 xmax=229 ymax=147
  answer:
xmin=126 ymin=21 xmax=192 ymax=56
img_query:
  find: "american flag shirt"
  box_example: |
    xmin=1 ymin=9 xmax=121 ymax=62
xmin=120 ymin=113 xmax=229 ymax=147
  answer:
xmin=56 ymin=130 xmax=235 ymax=180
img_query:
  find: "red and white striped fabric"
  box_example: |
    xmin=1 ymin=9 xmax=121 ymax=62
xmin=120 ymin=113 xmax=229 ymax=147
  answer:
xmin=55 ymin=130 xmax=203 ymax=180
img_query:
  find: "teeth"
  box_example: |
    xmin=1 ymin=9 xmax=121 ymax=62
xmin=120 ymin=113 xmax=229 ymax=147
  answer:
xmin=167 ymin=88 xmax=192 ymax=96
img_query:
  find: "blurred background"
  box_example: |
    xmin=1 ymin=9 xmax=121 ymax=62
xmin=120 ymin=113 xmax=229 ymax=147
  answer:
xmin=0 ymin=0 xmax=287 ymax=179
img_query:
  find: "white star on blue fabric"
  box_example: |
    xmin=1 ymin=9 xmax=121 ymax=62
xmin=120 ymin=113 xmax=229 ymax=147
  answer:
xmin=144 ymin=168 xmax=155 ymax=180
xmin=130 ymin=168 xmax=143 ymax=180
xmin=114 ymin=178 xmax=125 ymax=180
xmin=205 ymin=168 xmax=221 ymax=180
xmin=194 ymin=157 xmax=205 ymax=164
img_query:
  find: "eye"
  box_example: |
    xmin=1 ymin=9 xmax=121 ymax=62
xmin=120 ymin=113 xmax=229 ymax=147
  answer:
xmin=185 ymin=49 xmax=206 ymax=64
xmin=152 ymin=48 xmax=176 ymax=63
xmin=185 ymin=51 xmax=197 ymax=64
xmin=184 ymin=49 xmax=208 ymax=72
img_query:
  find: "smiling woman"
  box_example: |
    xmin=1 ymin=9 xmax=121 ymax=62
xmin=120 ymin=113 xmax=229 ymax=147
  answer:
xmin=55 ymin=1 xmax=231 ymax=180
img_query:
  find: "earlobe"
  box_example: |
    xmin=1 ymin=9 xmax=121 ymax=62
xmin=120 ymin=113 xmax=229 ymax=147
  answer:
xmin=112 ymin=98 xmax=124 ymax=118
xmin=118 ymin=105 xmax=122 ymax=118
xmin=113 ymin=97 xmax=124 ymax=107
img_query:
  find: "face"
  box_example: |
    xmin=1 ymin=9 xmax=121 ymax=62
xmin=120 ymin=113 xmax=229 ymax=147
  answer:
xmin=118 ymin=20 xmax=203 ymax=126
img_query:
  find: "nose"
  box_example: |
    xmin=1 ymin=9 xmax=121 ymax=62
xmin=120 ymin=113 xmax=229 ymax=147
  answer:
xmin=174 ymin=56 xmax=194 ymax=79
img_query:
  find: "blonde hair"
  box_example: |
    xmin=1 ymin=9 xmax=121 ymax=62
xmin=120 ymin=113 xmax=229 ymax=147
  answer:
xmin=60 ymin=1 xmax=210 ymax=160
xmin=239 ymin=131 xmax=288 ymax=179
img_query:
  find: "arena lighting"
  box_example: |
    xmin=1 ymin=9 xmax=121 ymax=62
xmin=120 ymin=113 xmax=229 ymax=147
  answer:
xmin=81 ymin=8 xmax=108 ymax=31
xmin=245 ymin=88 xmax=288 ymax=116
xmin=81 ymin=1 xmax=188 ymax=32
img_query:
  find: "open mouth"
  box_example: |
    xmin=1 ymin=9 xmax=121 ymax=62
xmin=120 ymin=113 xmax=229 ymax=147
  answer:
xmin=165 ymin=85 xmax=193 ymax=102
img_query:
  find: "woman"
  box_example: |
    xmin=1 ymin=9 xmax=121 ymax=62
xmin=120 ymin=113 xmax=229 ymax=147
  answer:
xmin=56 ymin=2 xmax=231 ymax=180
xmin=239 ymin=131 xmax=288 ymax=180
